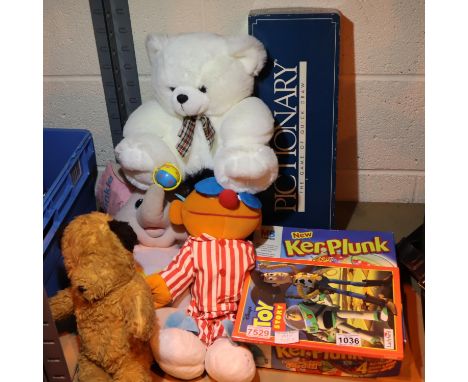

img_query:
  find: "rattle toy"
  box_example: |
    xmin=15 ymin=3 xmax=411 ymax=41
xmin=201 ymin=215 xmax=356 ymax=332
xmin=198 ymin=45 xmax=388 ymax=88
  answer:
xmin=153 ymin=163 xmax=182 ymax=191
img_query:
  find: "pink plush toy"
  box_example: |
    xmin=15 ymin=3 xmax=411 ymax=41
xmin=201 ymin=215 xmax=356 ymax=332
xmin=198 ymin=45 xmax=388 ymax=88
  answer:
xmin=114 ymin=183 xmax=187 ymax=248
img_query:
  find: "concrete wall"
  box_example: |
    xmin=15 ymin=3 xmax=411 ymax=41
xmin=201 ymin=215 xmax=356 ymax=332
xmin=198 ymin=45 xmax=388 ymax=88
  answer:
xmin=43 ymin=0 xmax=424 ymax=202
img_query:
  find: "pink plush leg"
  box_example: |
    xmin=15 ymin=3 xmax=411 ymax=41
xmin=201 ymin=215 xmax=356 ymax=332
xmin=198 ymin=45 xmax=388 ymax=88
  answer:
xmin=151 ymin=328 xmax=206 ymax=380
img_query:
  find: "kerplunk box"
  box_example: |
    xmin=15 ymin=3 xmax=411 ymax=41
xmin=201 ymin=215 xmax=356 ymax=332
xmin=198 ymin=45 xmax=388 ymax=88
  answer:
xmin=249 ymin=9 xmax=340 ymax=229
xmin=233 ymin=227 xmax=405 ymax=377
xmin=248 ymin=344 xmax=402 ymax=377
xmin=253 ymin=226 xmax=398 ymax=268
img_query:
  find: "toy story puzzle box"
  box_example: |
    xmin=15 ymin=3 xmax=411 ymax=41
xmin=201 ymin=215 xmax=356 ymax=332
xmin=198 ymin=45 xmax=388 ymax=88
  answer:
xmin=233 ymin=226 xmax=404 ymax=377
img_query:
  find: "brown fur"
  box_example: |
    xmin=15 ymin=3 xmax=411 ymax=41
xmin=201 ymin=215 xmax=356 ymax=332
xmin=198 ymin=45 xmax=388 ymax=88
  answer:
xmin=49 ymin=212 xmax=155 ymax=382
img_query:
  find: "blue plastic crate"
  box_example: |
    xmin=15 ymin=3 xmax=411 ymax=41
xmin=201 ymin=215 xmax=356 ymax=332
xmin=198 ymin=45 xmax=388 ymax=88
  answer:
xmin=43 ymin=128 xmax=97 ymax=296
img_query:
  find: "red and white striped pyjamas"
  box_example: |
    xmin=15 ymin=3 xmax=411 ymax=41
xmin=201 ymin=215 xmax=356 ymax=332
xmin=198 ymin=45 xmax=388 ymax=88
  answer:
xmin=160 ymin=234 xmax=256 ymax=345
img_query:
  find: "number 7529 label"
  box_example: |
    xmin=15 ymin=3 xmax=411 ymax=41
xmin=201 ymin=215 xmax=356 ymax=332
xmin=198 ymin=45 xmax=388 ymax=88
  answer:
xmin=246 ymin=325 xmax=271 ymax=339
xmin=336 ymin=333 xmax=362 ymax=347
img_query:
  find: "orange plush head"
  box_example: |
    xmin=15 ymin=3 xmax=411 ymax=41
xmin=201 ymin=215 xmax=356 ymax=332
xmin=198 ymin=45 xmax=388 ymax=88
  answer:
xmin=169 ymin=177 xmax=262 ymax=239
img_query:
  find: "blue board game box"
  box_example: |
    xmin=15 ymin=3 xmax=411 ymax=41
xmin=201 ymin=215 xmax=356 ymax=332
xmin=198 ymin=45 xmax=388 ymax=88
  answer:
xmin=249 ymin=9 xmax=340 ymax=229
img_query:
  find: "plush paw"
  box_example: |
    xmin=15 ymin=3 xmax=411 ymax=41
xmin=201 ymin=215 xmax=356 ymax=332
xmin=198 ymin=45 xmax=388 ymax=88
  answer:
xmin=115 ymin=135 xmax=181 ymax=191
xmin=205 ymin=338 xmax=256 ymax=382
xmin=150 ymin=328 xmax=206 ymax=380
xmin=120 ymin=169 xmax=153 ymax=191
xmin=115 ymin=138 xmax=155 ymax=172
xmin=214 ymin=145 xmax=278 ymax=193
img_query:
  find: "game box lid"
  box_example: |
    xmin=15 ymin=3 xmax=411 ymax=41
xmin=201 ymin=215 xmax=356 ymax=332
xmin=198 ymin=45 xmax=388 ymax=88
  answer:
xmin=253 ymin=226 xmax=398 ymax=268
xmin=233 ymin=256 xmax=404 ymax=360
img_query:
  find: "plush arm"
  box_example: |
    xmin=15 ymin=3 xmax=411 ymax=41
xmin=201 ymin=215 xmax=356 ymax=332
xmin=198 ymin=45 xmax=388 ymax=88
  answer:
xmin=146 ymin=273 xmax=173 ymax=309
xmin=114 ymin=133 xmax=179 ymax=173
xmin=146 ymin=242 xmax=194 ymax=308
xmin=123 ymin=276 xmax=156 ymax=341
xmin=114 ymin=100 xmax=182 ymax=190
xmin=48 ymin=288 xmax=74 ymax=321
xmin=218 ymin=97 xmax=274 ymax=146
xmin=214 ymin=97 xmax=278 ymax=193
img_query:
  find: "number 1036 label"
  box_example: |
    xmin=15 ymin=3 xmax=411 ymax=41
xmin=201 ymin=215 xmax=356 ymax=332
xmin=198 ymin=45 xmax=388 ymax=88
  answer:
xmin=246 ymin=325 xmax=271 ymax=339
xmin=336 ymin=333 xmax=362 ymax=347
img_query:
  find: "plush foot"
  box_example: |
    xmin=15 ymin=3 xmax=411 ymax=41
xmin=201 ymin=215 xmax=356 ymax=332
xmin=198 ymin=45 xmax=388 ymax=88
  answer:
xmin=205 ymin=338 xmax=256 ymax=382
xmin=76 ymin=354 xmax=112 ymax=382
xmin=150 ymin=328 xmax=206 ymax=380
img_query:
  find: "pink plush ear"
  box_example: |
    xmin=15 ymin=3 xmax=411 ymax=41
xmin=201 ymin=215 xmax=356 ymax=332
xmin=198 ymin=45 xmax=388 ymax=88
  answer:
xmin=146 ymin=33 xmax=169 ymax=65
xmin=226 ymin=35 xmax=267 ymax=76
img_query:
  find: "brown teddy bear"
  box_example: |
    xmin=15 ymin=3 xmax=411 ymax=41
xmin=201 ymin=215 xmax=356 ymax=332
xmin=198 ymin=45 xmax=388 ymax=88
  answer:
xmin=49 ymin=212 xmax=155 ymax=382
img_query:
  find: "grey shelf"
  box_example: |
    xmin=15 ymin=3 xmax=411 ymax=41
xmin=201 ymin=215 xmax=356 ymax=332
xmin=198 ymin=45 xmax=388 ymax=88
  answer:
xmin=89 ymin=0 xmax=142 ymax=147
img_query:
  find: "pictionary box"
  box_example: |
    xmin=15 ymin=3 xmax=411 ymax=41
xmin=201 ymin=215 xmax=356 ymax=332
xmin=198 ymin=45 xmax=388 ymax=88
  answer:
xmin=233 ymin=227 xmax=405 ymax=376
xmin=249 ymin=9 xmax=340 ymax=229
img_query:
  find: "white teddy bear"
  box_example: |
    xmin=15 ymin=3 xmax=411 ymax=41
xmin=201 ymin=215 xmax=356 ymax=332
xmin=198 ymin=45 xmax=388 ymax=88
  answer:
xmin=115 ymin=32 xmax=278 ymax=194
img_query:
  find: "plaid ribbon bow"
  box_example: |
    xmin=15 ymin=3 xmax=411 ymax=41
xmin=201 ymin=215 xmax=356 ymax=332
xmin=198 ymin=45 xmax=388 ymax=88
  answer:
xmin=176 ymin=115 xmax=215 ymax=157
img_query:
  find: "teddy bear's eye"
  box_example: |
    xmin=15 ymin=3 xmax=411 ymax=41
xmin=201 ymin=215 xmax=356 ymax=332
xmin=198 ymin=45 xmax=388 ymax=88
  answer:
xmin=169 ymin=87 xmax=175 ymax=92
xmin=199 ymin=86 xmax=207 ymax=93
xmin=135 ymin=199 xmax=143 ymax=209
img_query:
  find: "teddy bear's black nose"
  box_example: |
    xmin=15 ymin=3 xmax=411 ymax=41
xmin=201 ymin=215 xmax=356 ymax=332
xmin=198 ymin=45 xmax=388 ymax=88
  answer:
xmin=77 ymin=286 xmax=87 ymax=293
xmin=177 ymin=94 xmax=188 ymax=104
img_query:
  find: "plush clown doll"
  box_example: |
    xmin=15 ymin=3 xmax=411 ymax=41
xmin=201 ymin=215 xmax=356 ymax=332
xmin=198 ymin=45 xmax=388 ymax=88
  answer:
xmin=146 ymin=177 xmax=261 ymax=382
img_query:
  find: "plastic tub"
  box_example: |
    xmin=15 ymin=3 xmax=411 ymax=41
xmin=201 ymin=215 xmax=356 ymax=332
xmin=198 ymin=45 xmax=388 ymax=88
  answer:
xmin=43 ymin=128 xmax=97 ymax=296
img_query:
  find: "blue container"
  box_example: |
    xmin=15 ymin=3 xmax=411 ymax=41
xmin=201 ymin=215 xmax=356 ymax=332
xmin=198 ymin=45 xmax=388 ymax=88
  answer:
xmin=43 ymin=128 xmax=97 ymax=296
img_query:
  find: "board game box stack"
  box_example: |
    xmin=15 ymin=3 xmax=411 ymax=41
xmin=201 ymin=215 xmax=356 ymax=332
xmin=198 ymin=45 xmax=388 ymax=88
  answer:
xmin=233 ymin=226 xmax=405 ymax=377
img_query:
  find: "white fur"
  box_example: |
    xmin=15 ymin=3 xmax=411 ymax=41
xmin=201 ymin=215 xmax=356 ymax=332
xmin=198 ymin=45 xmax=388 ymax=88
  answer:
xmin=115 ymin=32 xmax=278 ymax=193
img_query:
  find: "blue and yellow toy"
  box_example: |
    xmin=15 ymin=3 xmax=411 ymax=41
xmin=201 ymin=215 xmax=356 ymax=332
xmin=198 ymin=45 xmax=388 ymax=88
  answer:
xmin=152 ymin=163 xmax=182 ymax=191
